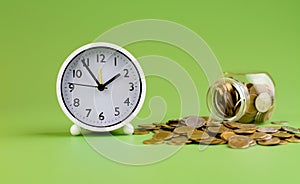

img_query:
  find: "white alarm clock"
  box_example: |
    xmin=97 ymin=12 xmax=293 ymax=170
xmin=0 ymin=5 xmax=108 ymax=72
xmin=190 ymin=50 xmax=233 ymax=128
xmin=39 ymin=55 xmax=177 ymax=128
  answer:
xmin=56 ymin=42 xmax=146 ymax=135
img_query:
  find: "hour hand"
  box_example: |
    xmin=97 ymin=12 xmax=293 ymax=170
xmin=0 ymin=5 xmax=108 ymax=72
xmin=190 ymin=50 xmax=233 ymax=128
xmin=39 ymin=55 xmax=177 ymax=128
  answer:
xmin=98 ymin=73 xmax=121 ymax=91
xmin=101 ymin=73 xmax=121 ymax=89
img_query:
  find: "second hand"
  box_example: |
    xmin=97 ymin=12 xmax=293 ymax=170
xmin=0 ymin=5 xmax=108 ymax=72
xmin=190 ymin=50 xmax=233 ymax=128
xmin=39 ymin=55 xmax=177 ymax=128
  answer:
xmin=68 ymin=82 xmax=98 ymax=88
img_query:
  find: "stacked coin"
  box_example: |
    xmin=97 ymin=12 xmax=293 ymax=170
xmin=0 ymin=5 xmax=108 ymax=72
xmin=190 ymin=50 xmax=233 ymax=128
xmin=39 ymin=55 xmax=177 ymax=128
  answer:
xmin=212 ymin=79 xmax=275 ymax=123
xmin=244 ymin=83 xmax=274 ymax=123
xmin=134 ymin=116 xmax=300 ymax=149
xmin=213 ymin=81 xmax=241 ymax=118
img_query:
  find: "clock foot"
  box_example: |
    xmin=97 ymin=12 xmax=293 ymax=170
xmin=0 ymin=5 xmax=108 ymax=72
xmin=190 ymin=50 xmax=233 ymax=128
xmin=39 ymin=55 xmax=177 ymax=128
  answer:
xmin=70 ymin=124 xmax=81 ymax=136
xmin=123 ymin=123 xmax=134 ymax=135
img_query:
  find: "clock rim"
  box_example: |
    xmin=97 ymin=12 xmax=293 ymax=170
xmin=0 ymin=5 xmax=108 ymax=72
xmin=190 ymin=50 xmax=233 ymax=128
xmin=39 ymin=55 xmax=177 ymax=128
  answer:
xmin=56 ymin=42 xmax=146 ymax=132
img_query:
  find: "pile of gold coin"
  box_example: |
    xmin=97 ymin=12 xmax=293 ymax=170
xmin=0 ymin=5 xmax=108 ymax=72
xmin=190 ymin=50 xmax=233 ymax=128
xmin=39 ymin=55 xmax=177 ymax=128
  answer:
xmin=214 ymin=81 xmax=275 ymax=123
xmin=134 ymin=116 xmax=300 ymax=149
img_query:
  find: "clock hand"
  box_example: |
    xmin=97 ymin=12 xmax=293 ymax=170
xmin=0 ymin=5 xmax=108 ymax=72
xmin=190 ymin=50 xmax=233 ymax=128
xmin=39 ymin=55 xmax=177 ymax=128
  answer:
xmin=98 ymin=68 xmax=108 ymax=90
xmin=81 ymin=59 xmax=103 ymax=90
xmin=99 ymin=73 xmax=121 ymax=91
xmin=98 ymin=68 xmax=103 ymax=84
xmin=68 ymin=82 xmax=98 ymax=88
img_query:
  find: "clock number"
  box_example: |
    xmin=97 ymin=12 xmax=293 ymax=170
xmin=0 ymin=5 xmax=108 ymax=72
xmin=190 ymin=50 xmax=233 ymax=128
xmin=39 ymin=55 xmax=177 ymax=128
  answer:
xmin=98 ymin=112 xmax=105 ymax=120
xmin=114 ymin=57 xmax=117 ymax=66
xmin=73 ymin=98 xmax=80 ymax=107
xmin=129 ymin=82 xmax=134 ymax=91
xmin=81 ymin=58 xmax=89 ymax=66
xmin=72 ymin=69 xmax=82 ymax=78
xmin=114 ymin=107 xmax=120 ymax=116
xmin=97 ymin=54 xmax=105 ymax=63
xmin=123 ymin=69 xmax=129 ymax=78
xmin=124 ymin=98 xmax=130 ymax=106
xmin=85 ymin=109 xmax=92 ymax=117
xmin=69 ymin=83 xmax=75 ymax=92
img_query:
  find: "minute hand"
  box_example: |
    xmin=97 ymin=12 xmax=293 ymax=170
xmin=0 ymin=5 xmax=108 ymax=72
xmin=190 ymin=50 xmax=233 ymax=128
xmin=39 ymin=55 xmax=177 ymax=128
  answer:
xmin=81 ymin=59 xmax=102 ymax=88
xmin=102 ymin=73 xmax=121 ymax=88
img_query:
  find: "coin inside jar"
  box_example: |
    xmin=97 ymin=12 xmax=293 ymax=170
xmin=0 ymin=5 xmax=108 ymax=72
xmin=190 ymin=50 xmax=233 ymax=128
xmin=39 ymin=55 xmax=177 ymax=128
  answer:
xmin=207 ymin=74 xmax=275 ymax=124
xmin=255 ymin=92 xmax=273 ymax=113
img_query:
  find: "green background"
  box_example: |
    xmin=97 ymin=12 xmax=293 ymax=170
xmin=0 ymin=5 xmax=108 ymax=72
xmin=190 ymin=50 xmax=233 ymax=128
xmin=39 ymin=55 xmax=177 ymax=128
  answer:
xmin=1 ymin=0 xmax=300 ymax=183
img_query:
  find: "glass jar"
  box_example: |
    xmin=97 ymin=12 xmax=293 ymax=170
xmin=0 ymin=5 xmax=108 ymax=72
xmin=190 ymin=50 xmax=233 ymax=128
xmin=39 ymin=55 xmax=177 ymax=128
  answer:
xmin=207 ymin=72 xmax=275 ymax=123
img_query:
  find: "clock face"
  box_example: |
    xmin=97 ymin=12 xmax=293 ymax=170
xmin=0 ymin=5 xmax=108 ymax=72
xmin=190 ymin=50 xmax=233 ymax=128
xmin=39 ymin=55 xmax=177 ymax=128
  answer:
xmin=57 ymin=43 xmax=145 ymax=131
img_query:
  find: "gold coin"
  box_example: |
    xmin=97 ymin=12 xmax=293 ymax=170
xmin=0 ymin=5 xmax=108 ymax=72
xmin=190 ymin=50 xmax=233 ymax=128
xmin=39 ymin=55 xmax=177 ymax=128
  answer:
xmin=225 ymin=82 xmax=233 ymax=92
xmin=171 ymin=136 xmax=189 ymax=144
xmin=160 ymin=124 xmax=175 ymax=131
xmin=272 ymin=132 xmax=292 ymax=139
xmin=295 ymin=134 xmax=300 ymax=139
xmin=228 ymin=135 xmax=252 ymax=149
xmin=237 ymin=123 xmax=258 ymax=129
xmin=232 ymin=88 xmax=240 ymax=104
xmin=279 ymin=140 xmax=288 ymax=145
xmin=153 ymin=131 xmax=173 ymax=141
xmin=258 ymin=137 xmax=280 ymax=146
xmin=250 ymin=132 xmax=267 ymax=140
xmin=139 ymin=113 xmax=296 ymax=148
xmin=199 ymin=137 xmax=225 ymax=145
xmin=224 ymin=92 xmax=235 ymax=116
xmin=223 ymin=122 xmax=243 ymax=129
xmin=234 ymin=99 xmax=241 ymax=115
xmin=207 ymin=125 xmax=230 ymax=134
xmin=133 ymin=129 xmax=150 ymax=135
xmin=186 ymin=130 xmax=194 ymax=138
xmin=172 ymin=133 xmax=180 ymax=138
xmin=257 ymin=134 xmax=272 ymax=141
xmin=143 ymin=139 xmax=164 ymax=145
xmin=218 ymin=139 xmax=227 ymax=145
xmin=173 ymin=126 xmax=195 ymax=134
xmin=206 ymin=121 xmax=222 ymax=127
xmin=234 ymin=128 xmax=256 ymax=134
xmin=221 ymin=131 xmax=236 ymax=141
xmin=190 ymin=130 xmax=210 ymax=140
xmin=166 ymin=141 xmax=185 ymax=146
xmin=246 ymin=94 xmax=258 ymax=114
xmin=255 ymin=106 xmax=274 ymax=123
xmin=138 ymin=124 xmax=157 ymax=130
xmin=286 ymin=136 xmax=300 ymax=143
